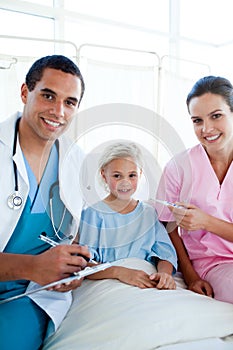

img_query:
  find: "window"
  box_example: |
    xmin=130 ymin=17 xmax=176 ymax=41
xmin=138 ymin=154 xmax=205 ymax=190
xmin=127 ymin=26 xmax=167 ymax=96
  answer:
xmin=64 ymin=0 xmax=169 ymax=33
xmin=0 ymin=9 xmax=54 ymax=56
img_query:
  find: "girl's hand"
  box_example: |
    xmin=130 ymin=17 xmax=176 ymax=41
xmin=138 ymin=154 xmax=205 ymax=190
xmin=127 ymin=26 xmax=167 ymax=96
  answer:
xmin=149 ymin=272 xmax=176 ymax=290
xmin=117 ymin=267 xmax=157 ymax=289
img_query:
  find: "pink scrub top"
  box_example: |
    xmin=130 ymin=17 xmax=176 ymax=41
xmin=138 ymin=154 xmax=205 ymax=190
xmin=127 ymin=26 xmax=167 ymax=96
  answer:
xmin=156 ymin=144 xmax=233 ymax=278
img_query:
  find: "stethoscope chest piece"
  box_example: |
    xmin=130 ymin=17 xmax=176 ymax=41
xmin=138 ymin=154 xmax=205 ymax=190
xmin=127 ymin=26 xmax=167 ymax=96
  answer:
xmin=7 ymin=192 xmax=23 ymax=210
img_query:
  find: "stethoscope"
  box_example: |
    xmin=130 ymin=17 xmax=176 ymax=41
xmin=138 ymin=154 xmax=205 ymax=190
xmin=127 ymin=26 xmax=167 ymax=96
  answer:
xmin=7 ymin=118 xmax=23 ymax=210
xmin=49 ymin=181 xmax=67 ymax=241
xmin=7 ymin=118 xmax=70 ymax=241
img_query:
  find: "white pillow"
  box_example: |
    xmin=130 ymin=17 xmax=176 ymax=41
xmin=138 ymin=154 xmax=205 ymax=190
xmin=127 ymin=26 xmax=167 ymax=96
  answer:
xmin=43 ymin=258 xmax=233 ymax=350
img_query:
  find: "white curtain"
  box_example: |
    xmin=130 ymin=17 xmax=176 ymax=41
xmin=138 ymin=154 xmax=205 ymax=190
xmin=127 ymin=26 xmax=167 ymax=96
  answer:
xmin=74 ymin=47 xmax=160 ymax=162
xmin=159 ymin=56 xmax=211 ymax=152
xmin=79 ymin=57 xmax=158 ymax=111
xmin=0 ymin=55 xmax=36 ymax=121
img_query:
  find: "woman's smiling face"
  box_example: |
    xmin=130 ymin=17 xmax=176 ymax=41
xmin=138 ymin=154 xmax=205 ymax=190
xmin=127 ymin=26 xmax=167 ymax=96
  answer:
xmin=189 ymin=92 xmax=233 ymax=153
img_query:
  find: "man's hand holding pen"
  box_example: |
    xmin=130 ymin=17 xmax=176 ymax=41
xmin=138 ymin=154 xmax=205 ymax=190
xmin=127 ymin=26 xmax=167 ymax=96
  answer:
xmin=29 ymin=235 xmax=94 ymax=292
xmin=51 ymin=244 xmax=98 ymax=292
xmin=39 ymin=233 xmax=97 ymax=264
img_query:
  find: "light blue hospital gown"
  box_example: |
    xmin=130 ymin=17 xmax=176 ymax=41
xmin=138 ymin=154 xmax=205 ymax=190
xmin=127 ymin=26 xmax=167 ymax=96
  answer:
xmin=79 ymin=201 xmax=177 ymax=271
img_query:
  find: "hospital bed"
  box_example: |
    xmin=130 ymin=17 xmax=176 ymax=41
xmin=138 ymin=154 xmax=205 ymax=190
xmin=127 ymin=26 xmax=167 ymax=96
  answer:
xmin=42 ymin=258 xmax=233 ymax=350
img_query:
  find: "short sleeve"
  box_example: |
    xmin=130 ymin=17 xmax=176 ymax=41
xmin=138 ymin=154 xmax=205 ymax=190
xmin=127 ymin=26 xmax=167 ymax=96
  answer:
xmin=78 ymin=206 xmax=102 ymax=261
xmin=155 ymin=158 xmax=181 ymax=222
xmin=148 ymin=218 xmax=177 ymax=272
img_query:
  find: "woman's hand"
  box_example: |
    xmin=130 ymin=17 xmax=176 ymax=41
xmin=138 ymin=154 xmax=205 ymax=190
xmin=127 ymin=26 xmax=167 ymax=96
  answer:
xmin=169 ymin=203 xmax=209 ymax=231
xmin=188 ymin=278 xmax=214 ymax=297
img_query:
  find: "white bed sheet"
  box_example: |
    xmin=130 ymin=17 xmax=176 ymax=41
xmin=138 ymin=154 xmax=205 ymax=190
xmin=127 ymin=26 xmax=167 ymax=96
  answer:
xmin=43 ymin=258 xmax=233 ymax=350
xmin=159 ymin=338 xmax=233 ymax=350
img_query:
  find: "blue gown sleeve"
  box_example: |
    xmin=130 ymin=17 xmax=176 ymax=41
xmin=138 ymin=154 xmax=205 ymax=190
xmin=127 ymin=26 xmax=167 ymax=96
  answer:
xmin=147 ymin=209 xmax=177 ymax=273
xmin=78 ymin=206 xmax=102 ymax=262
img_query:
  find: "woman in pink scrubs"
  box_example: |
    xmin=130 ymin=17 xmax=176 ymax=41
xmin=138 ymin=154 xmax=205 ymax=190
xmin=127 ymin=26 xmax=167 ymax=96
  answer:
xmin=156 ymin=76 xmax=233 ymax=303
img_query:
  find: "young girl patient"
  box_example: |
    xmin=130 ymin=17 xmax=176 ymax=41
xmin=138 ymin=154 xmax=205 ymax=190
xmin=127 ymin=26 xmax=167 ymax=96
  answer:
xmin=79 ymin=142 xmax=177 ymax=289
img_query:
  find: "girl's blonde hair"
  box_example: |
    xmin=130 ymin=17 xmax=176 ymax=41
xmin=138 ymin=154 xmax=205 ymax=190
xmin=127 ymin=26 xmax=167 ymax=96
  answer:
xmin=98 ymin=141 xmax=144 ymax=172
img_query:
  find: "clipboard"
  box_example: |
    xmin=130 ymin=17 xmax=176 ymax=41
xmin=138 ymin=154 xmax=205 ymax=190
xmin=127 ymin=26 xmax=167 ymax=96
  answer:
xmin=0 ymin=261 xmax=114 ymax=305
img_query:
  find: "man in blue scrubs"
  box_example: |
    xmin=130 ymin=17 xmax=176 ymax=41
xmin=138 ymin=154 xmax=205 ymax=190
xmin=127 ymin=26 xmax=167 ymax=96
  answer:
xmin=0 ymin=55 xmax=90 ymax=349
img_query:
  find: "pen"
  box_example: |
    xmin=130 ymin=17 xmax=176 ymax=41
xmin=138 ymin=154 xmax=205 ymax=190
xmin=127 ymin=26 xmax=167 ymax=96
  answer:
xmin=38 ymin=233 xmax=98 ymax=264
xmin=39 ymin=234 xmax=58 ymax=247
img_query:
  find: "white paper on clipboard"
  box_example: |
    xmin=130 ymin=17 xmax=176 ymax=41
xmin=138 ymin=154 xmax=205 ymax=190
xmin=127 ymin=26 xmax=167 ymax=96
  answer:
xmin=0 ymin=261 xmax=115 ymax=305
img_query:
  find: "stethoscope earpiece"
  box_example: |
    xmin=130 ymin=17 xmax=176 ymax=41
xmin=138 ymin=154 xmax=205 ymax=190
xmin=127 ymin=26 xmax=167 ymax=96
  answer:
xmin=7 ymin=192 xmax=23 ymax=210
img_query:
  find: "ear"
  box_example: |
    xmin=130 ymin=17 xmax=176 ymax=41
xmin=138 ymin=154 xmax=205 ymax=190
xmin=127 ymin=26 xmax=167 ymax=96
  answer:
xmin=21 ymin=83 xmax=28 ymax=104
xmin=101 ymin=169 xmax=107 ymax=183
